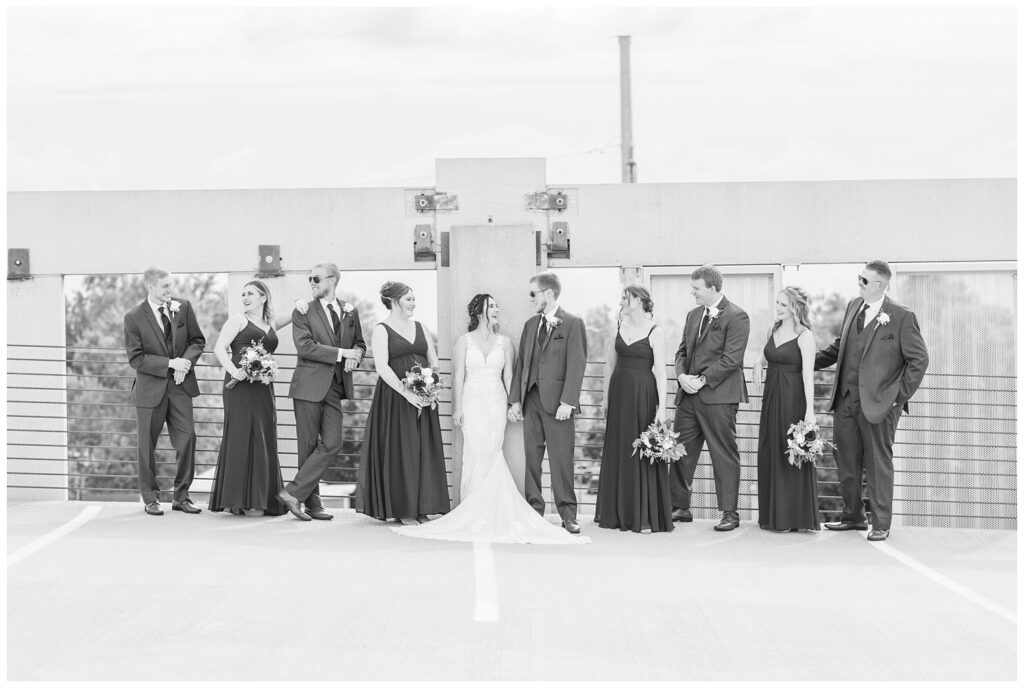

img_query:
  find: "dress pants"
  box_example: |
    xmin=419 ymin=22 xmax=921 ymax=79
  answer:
xmin=833 ymin=392 xmax=901 ymax=530
xmin=522 ymin=387 xmax=578 ymax=523
xmin=288 ymin=378 xmax=345 ymax=510
xmin=670 ymin=394 xmax=741 ymax=513
xmin=135 ymin=379 xmax=196 ymax=505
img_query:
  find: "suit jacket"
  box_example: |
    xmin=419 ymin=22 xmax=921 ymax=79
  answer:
xmin=673 ymin=296 xmax=750 ymax=405
xmin=815 ymin=295 xmax=929 ymax=423
xmin=509 ymin=306 xmax=588 ymax=415
xmin=289 ymin=299 xmax=366 ymax=402
xmin=124 ymin=299 xmax=206 ymax=408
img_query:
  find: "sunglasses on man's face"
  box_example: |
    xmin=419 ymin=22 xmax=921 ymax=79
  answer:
xmin=857 ymin=275 xmax=882 ymax=286
xmin=528 ymin=289 xmax=550 ymax=298
xmin=308 ymin=275 xmax=331 ymax=284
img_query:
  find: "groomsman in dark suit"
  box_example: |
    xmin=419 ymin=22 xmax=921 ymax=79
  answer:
xmin=277 ymin=263 xmax=366 ymax=521
xmin=815 ymin=260 xmax=928 ymax=541
xmin=124 ymin=267 xmax=207 ymax=516
xmin=671 ymin=264 xmax=750 ymax=531
xmin=509 ymin=271 xmax=588 ymax=534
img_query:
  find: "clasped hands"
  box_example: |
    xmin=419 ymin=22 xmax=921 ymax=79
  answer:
xmin=169 ymin=357 xmax=191 ymax=385
xmin=506 ymin=402 xmax=573 ymax=422
xmin=677 ymin=373 xmax=707 ymax=395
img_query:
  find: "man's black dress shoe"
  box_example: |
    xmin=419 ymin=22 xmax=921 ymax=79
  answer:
xmin=824 ymin=521 xmax=869 ymax=531
xmin=671 ymin=508 xmax=693 ymax=522
xmin=561 ymin=519 xmax=582 ymax=534
xmin=144 ymin=502 xmax=164 ymax=516
xmin=867 ymin=529 xmax=890 ymax=542
xmin=713 ymin=512 xmax=740 ymax=531
xmin=277 ymin=491 xmax=312 ymax=521
xmin=307 ymin=509 xmax=333 ymax=521
xmin=172 ymin=501 xmax=202 ymax=514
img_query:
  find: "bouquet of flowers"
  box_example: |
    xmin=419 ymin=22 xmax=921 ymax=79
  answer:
xmin=226 ymin=339 xmax=279 ymax=389
xmin=401 ymin=364 xmax=446 ymax=416
xmin=631 ymin=419 xmax=687 ymax=465
xmin=785 ymin=420 xmax=834 ymax=467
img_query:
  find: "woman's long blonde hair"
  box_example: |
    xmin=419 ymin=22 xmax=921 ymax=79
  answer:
xmin=772 ymin=285 xmax=812 ymax=332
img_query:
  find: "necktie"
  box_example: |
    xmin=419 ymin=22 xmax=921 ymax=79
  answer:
xmin=539 ymin=318 xmax=550 ymax=347
xmin=856 ymin=303 xmax=869 ymax=334
xmin=328 ymin=304 xmax=343 ymax=383
xmin=698 ymin=308 xmax=711 ymax=338
xmin=160 ymin=306 xmax=173 ymax=350
xmin=328 ymin=303 xmax=341 ymax=339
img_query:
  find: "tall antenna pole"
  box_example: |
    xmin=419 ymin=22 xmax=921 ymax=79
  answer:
xmin=619 ymin=35 xmax=636 ymax=183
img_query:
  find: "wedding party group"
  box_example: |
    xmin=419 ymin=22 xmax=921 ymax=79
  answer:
xmin=123 ymin=259 xmax=928 ymax=545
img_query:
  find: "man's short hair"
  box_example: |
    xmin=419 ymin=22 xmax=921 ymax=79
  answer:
xmin=865 ymin=260 xmax=892 ymax=281
xmin=531 ymin=271 xmax=562 ymax=299
xmin=314 ymin=263 xmax=340 ymax=282
xmin=143 ymin=266 xmax=170 ymax=285
xmin=691 ymin=264 xmax=723 ymax=292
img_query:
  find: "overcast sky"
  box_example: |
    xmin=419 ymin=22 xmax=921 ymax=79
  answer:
xmin=7 ymin=6 xmax=1016 ymax=192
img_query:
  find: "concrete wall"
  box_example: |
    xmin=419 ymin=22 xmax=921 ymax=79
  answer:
xmin=5 ymin=160 xmax=1017 ymax=507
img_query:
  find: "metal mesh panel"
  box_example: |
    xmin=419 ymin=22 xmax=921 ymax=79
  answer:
xmin=890 ymin=269 xmax=1017 ymax=528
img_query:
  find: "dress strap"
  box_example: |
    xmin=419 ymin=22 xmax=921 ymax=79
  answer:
xmin=647 ymin=324 xmax=657 ymax=338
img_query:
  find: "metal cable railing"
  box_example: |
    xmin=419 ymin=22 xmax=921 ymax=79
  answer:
xmin=7 ymin=344 xmax=1017 ymax=528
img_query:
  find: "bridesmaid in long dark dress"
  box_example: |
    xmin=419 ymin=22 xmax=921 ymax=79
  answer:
xmin=209 ymin=280 xmax=295 ymax=516
xmin=596 ymin=285 xmax=673 ymax=534
xmin=357 ymin=281 xmax=450 ymax=525
xmin=753 ymin=286 xmax=821 ymax=532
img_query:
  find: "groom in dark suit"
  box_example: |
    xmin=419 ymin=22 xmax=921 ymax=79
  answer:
xmin=671 ymin=264 xmax=750 ymax=531
xmin=815 ymin=260 xmax=928 ymax=541
xmin=124 ymin=267 xmax=207 ymax=516
xmin=277 ymin=263 xmax=366 ymax=521
xmin=509 ymin=271 xmax=588 ymax=534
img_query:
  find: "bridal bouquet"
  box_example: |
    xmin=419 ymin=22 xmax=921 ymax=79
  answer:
xmin=785 ymin=420 xmax=834 ymax=467
xmin=631 ymin=420 xmax=687 ymax=465
xmin=402 ymin=365 xmax=446 ymax=416
xmin=226 ymin=339 xmax=279 ymax=389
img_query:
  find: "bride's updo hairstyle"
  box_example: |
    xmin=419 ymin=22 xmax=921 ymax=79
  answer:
xmin=467 ymin=293 xmax=495 ymax=332
xmin=623 ymin=284 xmax=654 ymax=314
xmin=380 ymin=280 xmax=412 ymax=310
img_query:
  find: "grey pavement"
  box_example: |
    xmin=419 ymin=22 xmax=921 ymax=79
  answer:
xmin=6 ymin=500 xmax=1017 ymax=681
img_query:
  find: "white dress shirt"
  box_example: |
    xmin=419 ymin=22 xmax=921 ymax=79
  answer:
xmin=862 ymin=295 xmax=885 ymax=328
xmin=149 ymin=299 xmax=170 ymax=334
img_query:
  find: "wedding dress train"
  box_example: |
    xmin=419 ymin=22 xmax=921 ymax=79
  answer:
xmin=395 ymin=335 xmax=589 ymax=545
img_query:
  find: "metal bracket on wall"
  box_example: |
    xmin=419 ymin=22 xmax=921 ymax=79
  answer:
xmin=257 ymin=245 xmax=284 ymax=276
xmin=525 ymin=191 xmax=568 ymax=212
xmin=414 ymin=225 xmax=437 ymax=261
xmin=8 ymin=249 xmax=30 ymax=280
xmin=414 ymin=193 xmax=458 ymax=213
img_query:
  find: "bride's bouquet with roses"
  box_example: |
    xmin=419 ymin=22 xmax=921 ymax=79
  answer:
xmin=402 ymin=364 xmax=446 ymax=416
xmin=226 ymin=339 xmax=279 ymax=389
xmin=631 ymin=419 xmax=687 ymax=465
xmin=785 ymin=420 xmax=834 ymax=467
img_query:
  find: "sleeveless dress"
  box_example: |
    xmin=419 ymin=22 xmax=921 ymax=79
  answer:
xmin=396 ymin=334 xmax=589 ymax=545
xmin=208 ymin=321 xmax=286 ymax=515
xmin=756 ymin=335 xmax=821 ymax=531
xmin=595 ymin=327 xmax=673 ymax=533
xmin=356 ymin=321 xmax=451 ymax=521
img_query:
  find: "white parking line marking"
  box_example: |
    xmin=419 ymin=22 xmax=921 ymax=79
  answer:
xmin=8 ymin=506 xmax=102 ymax=568
xmin=473 ymin=541 xmax=499 ymax=623
xmin=865 ymin=532 xmax=1016 ymax=624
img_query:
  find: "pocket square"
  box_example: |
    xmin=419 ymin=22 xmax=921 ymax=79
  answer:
xmin=176 ymin=321 xmax=184 ymax=328
xmin=553 ymin=334 xmax=564 ymax=340
xmin=881 ymin=334 xmax=895 ymax=340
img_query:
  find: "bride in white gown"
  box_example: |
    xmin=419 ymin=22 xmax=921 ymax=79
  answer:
xmin=395 ymin=294 xmax=589 ymax=545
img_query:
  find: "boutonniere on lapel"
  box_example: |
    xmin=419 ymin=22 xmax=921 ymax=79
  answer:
xmin=545 ymin=314 xmax=562 ymax=329
xmin=876 ymin=311 xmax=890 ymax=326
xmin=707 ymin=306 xmax=721 ymax=322
xmin=341 ymin=302 xmax=355 ymax=316
xmin=168 ymin=300 xmax=182 ymax=315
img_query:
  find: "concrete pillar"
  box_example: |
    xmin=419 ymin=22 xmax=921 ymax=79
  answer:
xmin=7 ymin=276 xmax=68 ymax=500
xmin=435 ymin=159 xmax=548 ymax=504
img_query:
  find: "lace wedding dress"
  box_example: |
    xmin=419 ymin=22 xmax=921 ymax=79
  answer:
xmin=395 ymin=334 xmax=590 ymax=545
